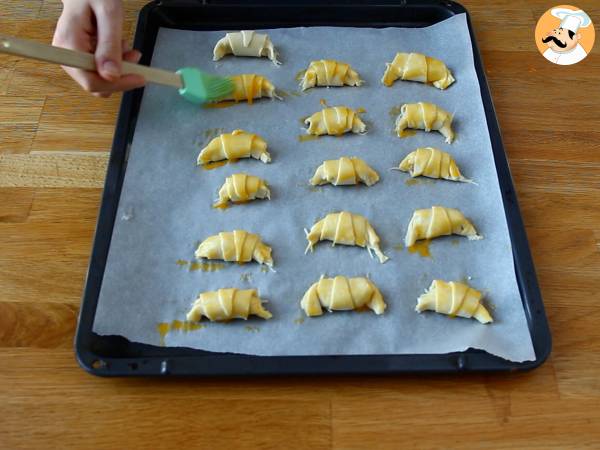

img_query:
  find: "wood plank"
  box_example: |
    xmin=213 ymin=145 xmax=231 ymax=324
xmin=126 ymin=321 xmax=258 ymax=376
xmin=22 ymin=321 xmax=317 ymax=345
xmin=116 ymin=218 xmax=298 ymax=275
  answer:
xmin=0 ymin=96 xmax=45 ymax=153
xmin=0 ymin=187 xmax=34 ymax=222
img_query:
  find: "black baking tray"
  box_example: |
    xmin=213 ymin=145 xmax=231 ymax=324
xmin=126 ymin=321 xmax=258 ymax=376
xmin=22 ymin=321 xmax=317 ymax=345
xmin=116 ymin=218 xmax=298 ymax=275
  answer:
xmin=75 ymin=0 xmax=551 ymax=376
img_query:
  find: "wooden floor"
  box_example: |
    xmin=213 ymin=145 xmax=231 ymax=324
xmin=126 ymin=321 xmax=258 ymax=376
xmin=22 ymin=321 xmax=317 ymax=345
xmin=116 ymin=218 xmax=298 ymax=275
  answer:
xmin=1 ymin=1 xmax=599 ymax=448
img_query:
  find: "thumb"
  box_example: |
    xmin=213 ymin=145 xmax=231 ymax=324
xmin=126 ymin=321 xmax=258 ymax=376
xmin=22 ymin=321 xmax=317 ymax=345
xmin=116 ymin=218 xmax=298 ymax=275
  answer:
xmin=91 ymin=0 xmax=123 ymax=81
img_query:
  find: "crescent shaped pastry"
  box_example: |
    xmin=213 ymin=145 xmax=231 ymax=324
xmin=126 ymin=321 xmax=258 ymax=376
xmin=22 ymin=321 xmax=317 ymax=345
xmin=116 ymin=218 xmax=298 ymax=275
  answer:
xmin=405 ymin=206 xmax=481 ymax=248
xmin=305 ymin=211 xmax=388 ymax=263
xmin=300 ymin=60 xmax=362 ymax=90
xmin=213 ymin=30 xmax=280 ymax=65
xmin=301 ymin=275 xmax=387 ymax=316
xmin=187 ymin=288 xmax=272 ymax=322
xmin=304 ymin=106 xmax=366 ymax=136
xmin=416 ymin=280 xmax=492 ymax=324
xmin=213 ymin=173 xmax=270 ymax=208
xmin=197 ymin=130 xmax=271 ymax=165
xmin=396 ymin=147 xmax=470 ymax=182
xmin=195 ymin=230 xmax=273 ymax=267
xmin=382 ymin=52 xmax=455 ymax=90
xmin=217 ymin=74 xmax=279 ymax=104
xmin=394 ymin=102 xmax=455 ymax=144
xmin=310 ymin=156 xmax=379 ymax=187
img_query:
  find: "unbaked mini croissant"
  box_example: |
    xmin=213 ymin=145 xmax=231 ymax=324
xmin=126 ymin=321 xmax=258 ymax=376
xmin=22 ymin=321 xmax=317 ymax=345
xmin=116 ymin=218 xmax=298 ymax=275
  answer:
xmin=305 ymin=211 xmax=388 ymax=263
xmin=301 ymin=275 xmax=386 ymax=316
xmin=217 ymin=74 xmax=280 ymax=104
xmin=416 ymin=280 xmax=492 ymax=323
xmin=310 ymin=157 xmax=379 ymax=187
xmin=213 ymin=173 xmax=270 ymax=208
xmin=300 ymin=60 xmax=362 ymax=90
xmin=382 ymin=52 xmax=455 ymax=90
xmin=405 ymin=206 xmax=481 ymax=248
xmin=195 ymin=230 xmax=273 ymax=267
xmin=213 ymin=30 xmax=280 ymax=65
xmin=395 ymin=147 xmax=470 ymax=182
xmin=305 ymin=106 xmax=366 ymax=136
xmin=197 ymin=130 xmax=271 ymax=165
xmin=187 ymin=288 xmax=272 ymax=322
xmin=395 ymin=102 xmax=454 ymax=143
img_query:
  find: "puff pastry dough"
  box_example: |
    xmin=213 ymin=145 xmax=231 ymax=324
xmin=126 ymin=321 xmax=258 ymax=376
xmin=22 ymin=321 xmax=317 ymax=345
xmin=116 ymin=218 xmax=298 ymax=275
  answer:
xmin=395 ymin=102 xmax=455 ymax=143
xmin=301 ymin=275 xmax=387 ymax=316
xmin=187 ymin=288 xmax=272 ymax=322
xmin=405 ymin=206 xmax=481 ymax=248
xmin=382 ymin=52 xmax=455 ymax=90
xmin=305 ymin=106 xmax=366 ymax=136
xmin=213 ymin=30 xmax=280 ymax=65
xmin=416 ymin=280 xmax=492 ymax=324
xmin=300 ymin=60 xmax=362 ymax=90
xmin=195 ymin=230 xmax=273 ymax=267
xmin=218 ymin=74 xmax=279 ymax=104
xmin=310 ymin=157 xmax=379 ymax=187
xmin=214 ymin=173 xmax=270 ymax=208
xmin=198 ymin=130 xmax=271 ymax=165
xmin=305 ymin=211 xmax=388 ymax=263
xmin=396 ymin=147 xmax=470 ymax=182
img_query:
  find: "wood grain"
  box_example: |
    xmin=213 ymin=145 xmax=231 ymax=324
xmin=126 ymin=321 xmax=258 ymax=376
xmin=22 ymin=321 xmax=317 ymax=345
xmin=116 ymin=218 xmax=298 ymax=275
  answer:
xmin=0 ymin=1 xmax=599 ymax=449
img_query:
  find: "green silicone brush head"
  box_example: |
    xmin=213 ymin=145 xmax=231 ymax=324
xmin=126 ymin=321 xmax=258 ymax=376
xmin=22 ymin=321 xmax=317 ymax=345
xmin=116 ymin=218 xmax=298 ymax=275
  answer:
xmin=176 ymin=67 xmax=233 ymax=105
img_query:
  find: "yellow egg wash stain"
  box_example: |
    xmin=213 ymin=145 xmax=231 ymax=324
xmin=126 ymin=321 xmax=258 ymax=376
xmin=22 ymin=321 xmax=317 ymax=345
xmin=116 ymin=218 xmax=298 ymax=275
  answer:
xmin=260 ymin=266 xmax=270 ymax=273
xmin=389 ymin=104 xmax=403 ymax=119
xmin=297 ymin=134 xmax=321 ymax=142
xmin=451 ymin=238 xmax=461 ymax=246
xmin=404 ymin=178 xmax=421 ymax=186
xmin=299 ymin=115 xmax=309 ymax=125
xmin=356 ymin=107 xmax=366 ymax=113
xmin=295 ymin=69 xmax=306 ymax=81
xmin=308 ymin=186 xmax=322 ymax=193
xmin=277 ymin=89 xmax=290 ymax=98
xmin=189 ymin=261 xmax=225 ymax=272
xmin=202 ymin=128 xmax=225 ymax=140
xmin=319 ymin=98 xmax=328 ymax=107
xmin=240 ymin=273 xmax=252 ymax=282
xmin=156 ymin=320 xmax=204 ymax=346
xmin=294 ymin=317 xmax=305 ymax=325
xmin=399 ymin=129 xmax=418 ymax=138
xmin=408 ymin=240 xmax=432 ymax=258
xmin=203 ymin=100 xmax=238 ymax=109
xmin=245 ymin=325 xmax=260 ymax=332
xmin=213 ymin=203 xmax=230 ymax=210
xmin=176 ymin=259 xmax=189 ymax=267
xmin=393 ymin=243 xmax=404 ymax=252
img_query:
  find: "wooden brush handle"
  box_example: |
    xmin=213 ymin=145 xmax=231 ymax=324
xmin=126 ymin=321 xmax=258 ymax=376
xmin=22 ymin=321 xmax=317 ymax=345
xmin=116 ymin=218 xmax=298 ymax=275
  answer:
xmin=0 ymin=34 xmax=182 ymax=88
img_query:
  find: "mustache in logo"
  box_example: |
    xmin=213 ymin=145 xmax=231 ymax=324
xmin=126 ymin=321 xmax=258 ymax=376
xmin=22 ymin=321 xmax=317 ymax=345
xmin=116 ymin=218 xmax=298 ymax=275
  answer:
xmin=542 ymin=35 xmax=567 ymax=48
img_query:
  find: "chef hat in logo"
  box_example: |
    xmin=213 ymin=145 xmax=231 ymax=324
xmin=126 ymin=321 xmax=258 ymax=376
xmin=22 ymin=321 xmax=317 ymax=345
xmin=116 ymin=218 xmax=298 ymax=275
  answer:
xmin=551 ymin=8 xmax=592 ymax=33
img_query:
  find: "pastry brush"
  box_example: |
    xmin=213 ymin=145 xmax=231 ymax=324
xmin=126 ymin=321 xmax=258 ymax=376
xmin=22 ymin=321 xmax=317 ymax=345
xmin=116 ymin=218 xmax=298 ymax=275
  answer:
xmin=0 ymin=34 xmax=233 ymax=104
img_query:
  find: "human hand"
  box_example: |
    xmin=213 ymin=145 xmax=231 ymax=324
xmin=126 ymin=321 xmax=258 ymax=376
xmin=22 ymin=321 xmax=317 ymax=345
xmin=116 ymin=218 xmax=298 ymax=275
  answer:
xmin=52 ymin=0 xmax=145 ymax=97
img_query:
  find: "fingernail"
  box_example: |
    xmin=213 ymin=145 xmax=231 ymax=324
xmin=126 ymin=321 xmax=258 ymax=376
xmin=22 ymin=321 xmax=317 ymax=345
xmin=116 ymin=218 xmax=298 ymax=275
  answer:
xmin=102 ymin=60 xmax=120 ymax=77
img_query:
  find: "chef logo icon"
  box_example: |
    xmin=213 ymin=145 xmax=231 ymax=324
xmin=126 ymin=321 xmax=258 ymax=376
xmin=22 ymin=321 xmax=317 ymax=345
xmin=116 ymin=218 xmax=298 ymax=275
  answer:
xmin=535 ymin=5 xmax=595 ymax=65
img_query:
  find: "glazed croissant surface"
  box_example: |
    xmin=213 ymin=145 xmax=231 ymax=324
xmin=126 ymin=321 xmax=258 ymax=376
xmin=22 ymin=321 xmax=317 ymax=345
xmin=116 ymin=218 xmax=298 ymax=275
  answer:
xmin=382 ymin=52 xmax=455 ymax=89
xmin=198 ymin=130 xmax=270 ymax=165
xmin=213 ymin=30 xmax=280 ymax=64
xmin=310 ymin=157 xmax=379 ymax=187
xmin=214 ymin=173 xmax=270 ymax=208
xmin=416 ymin=280 xmax=492 ymax=324
xmin=218 ymin=74 xmax=278 ymax=104
xmin=405 ymin=206 xmax=481 ymax=248
xmin=395 ymin=102 xmax=455 ymax=144
xmin=397 ymin=147 xmax=469 ymax=182
xmin=300 ymin=60 xmax=362 ymax=90
xmin=305 ymin=211 xmax=388 ymax=263
xmin=195 ymin=230 xmax=273 ymax=267
xmin=187 ymin=288 xmax=272 ymax=322
xmin=301 ymin=276 xmax=387 ymax=316
xmin=305 ymin=106 xmax=366 ymax=136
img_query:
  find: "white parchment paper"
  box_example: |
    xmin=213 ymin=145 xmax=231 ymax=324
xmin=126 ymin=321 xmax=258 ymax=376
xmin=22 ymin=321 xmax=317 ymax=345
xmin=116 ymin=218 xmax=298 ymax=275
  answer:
xmin=93 ymin=14 xmax=536 ymax=362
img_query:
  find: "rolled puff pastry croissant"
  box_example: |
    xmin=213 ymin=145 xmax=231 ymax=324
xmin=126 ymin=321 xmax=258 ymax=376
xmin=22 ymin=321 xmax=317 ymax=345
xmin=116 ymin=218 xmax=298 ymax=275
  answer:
xmin=416 ymin=280 xmax=492 ymax=324
xmin=198 ymin=130 xmax=270 ymax=165
xmin=195 ymin=230 xmax=273 ymax=267
xmin=397 ymin=147 xmax=470 ymax=182
xmin=213 ymin=30 xmax=280 ymax=65
xmin=382 ymin=52 xmax=455 ymax=90
xmin=214 ymin=173 xmax=270 ymax=208
xmin=395 ymin=102 xmax=454 ymax=144
xmin=310 ymin=157 xmax=379 ymax=187
xmin=305 ymin=106 xmax=366 ymax=136
xmin=187 ymin=288 xmax=272 ymax=322
xmin=300 ymin=60 xmax=362 ymax=90
xmin=218 ymin=74 xmax=279 ymax=104
xmin=301 ymin=276 xmax=387 ymax=316
xmin=405 ymin=206 xmax=481 ymax=248
xmin=305 ymin=211 xmax=388 ymax=263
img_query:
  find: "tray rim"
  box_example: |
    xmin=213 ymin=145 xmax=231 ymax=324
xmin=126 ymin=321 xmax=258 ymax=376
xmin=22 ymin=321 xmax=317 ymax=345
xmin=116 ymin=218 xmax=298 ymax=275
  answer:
xmin=74 ymin=0 xmax=552 ymax=377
